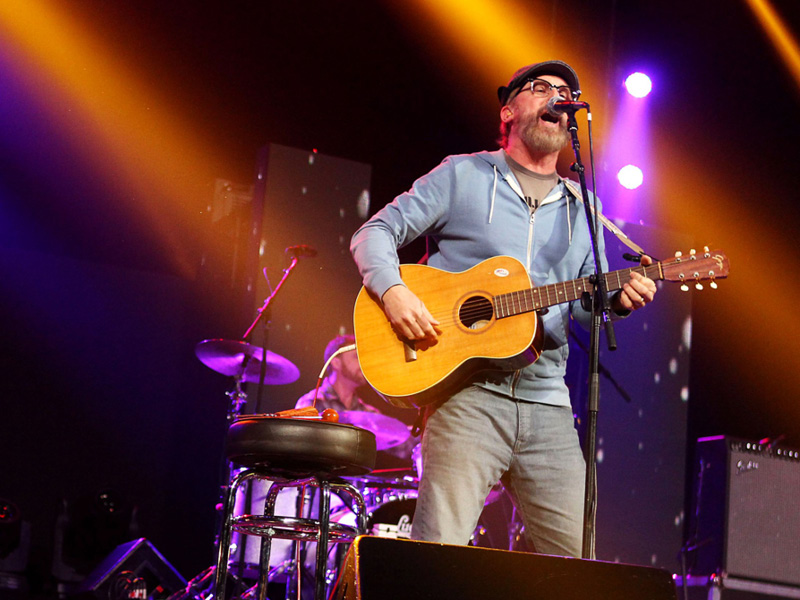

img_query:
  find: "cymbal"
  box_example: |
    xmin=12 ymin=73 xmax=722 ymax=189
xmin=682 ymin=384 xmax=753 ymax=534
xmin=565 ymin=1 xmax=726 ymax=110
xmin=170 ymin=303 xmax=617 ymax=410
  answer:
xmin=195 ymin=339 xmax=300 ymax=385
xmin=338 ymin=411 xmax=410 ymax=451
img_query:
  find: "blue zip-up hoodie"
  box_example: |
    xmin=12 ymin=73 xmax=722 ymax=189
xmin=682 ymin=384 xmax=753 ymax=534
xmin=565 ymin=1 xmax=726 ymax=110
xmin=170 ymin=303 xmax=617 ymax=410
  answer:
xmin=351 ymin=149 xmax=612 ymax=407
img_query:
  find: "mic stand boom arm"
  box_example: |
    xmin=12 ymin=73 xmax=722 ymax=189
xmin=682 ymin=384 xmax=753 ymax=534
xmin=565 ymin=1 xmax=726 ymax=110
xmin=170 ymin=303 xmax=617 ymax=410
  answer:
xmin=564 ymin=106 xmax=617 ymax=559
xmin=242 ymin=255 xmax=300 ymax=413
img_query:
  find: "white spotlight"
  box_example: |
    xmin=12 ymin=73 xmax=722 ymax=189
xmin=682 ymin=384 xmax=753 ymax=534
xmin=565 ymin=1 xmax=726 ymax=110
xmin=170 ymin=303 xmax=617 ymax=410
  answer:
xmin=625 ymin=72 xmax=653 ymax=98
xmin=617 ymin=165 xmax=644 ymax=190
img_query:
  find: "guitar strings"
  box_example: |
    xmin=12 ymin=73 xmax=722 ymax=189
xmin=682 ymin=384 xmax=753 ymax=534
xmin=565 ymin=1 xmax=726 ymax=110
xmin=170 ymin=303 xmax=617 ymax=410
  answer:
xmin=409 ymin=264 xmax=659 ymax=328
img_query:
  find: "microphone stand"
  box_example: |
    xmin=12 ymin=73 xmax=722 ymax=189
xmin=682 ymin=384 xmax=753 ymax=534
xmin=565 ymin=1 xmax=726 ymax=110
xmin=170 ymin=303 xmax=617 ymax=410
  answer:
xmin=242 ymin=254 xmax=300 ymax=414
xmin=214 ymin=252 xmax=303 ymax=586
xmin=569 ymin=327 xmax=632 ymax=404
xmin=563 ymin=105 xmax=617 ymax=559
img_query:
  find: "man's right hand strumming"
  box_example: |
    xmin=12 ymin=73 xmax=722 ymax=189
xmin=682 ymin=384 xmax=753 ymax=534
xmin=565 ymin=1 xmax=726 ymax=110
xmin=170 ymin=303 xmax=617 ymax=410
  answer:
xmin=381 ymin=284 xmax=441 ymax=341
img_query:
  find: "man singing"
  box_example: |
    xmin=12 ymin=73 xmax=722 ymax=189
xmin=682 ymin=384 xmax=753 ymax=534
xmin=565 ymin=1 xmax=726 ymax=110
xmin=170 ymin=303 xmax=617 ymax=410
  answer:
xmin=350 ymin=60 xmax=656 ymax=557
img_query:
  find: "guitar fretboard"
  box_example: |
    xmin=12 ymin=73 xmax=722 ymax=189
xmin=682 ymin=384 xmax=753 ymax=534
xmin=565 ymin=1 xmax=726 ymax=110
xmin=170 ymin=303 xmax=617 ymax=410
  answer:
xmin=494 ymin=263 xmax=663 ymax=318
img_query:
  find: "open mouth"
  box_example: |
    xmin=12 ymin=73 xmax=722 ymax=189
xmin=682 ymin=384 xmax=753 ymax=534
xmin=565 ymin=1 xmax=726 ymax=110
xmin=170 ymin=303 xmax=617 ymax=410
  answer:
xmin=540 ymin=112 xmax=560 ymax=124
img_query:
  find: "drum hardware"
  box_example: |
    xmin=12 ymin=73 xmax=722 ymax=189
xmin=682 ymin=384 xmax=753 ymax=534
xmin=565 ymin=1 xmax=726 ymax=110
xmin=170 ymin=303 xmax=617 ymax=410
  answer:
xmin=226 ymin=377 xmax=248 ymax=416
xmin=195 ymin=339 xmax=300 ymax=386
xmin=506 ymin=507 xmax=527 ymax=552
xmin=195 ymin=338 xmax=301 ymax=428
xmin=166 ymin=564 xmax=233 ymax=600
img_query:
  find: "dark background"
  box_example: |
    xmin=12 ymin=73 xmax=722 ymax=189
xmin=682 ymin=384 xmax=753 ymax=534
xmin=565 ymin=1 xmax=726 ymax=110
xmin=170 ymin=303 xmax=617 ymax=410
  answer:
xmin=1 ymin=0 xmax=799 ymax=594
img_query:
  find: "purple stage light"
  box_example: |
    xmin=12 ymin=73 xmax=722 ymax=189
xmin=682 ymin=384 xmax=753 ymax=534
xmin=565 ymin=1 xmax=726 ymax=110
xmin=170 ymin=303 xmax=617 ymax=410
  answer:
xmin=624 ymin=72 xmax=652 ymax=98
xmin=617 ymin=165 xmax=644 ymax=190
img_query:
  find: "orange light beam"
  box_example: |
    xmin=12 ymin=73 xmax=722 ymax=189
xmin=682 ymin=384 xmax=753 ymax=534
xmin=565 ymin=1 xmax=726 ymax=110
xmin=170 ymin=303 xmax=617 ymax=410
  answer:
xmin=385 ymin=0 xmax=612 ymax=139
xmin=0 ymin=0 xmax=230 ymax=276
xmin=744 ymin=0 xmax=800 ymax=93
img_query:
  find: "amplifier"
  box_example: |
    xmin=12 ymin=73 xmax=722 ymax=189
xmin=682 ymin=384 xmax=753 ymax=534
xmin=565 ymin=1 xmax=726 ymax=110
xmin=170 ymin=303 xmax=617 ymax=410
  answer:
xmin=677 ymin=575 xmax=800 ymax=600
xmin=689 ymin=436 xmax=800 ymax=587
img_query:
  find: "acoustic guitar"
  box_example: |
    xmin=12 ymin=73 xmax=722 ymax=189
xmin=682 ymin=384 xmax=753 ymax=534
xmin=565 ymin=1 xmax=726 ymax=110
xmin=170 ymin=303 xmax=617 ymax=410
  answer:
xmin=353 ymin=249 xmax=729 ymax=408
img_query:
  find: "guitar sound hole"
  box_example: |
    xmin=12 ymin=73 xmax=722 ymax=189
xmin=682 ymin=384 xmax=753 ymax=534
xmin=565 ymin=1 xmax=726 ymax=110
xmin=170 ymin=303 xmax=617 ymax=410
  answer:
xmin=459 ymin=296 xmax=494 ymax=330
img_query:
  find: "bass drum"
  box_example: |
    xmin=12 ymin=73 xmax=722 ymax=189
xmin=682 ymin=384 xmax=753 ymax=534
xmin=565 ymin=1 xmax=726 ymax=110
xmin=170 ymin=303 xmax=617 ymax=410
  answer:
xmin=332 ymin=493 xmax=418 ymax=540
xmin=367 ymin=497 xmax=416 ymax=539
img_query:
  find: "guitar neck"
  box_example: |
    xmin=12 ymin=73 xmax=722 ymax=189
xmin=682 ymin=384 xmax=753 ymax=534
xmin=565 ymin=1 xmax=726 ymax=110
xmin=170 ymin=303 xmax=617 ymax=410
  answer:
xmin=494 ymin=262 xmax=664 ymax=318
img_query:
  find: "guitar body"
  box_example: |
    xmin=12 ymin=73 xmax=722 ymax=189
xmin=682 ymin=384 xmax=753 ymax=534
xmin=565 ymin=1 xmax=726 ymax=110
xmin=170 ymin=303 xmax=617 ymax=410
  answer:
xmin=353 ymin=256 xmax=542 ymax=408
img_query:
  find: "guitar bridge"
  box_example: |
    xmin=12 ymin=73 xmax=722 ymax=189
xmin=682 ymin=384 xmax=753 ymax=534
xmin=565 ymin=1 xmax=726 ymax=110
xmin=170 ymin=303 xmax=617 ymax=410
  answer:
xmin=403 ymin=340 xmax=417 ymax=362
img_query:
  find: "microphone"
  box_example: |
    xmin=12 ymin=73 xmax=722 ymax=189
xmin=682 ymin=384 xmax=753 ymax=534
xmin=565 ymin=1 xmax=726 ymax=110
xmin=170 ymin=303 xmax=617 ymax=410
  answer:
xmin=285 ymin=244 xmax=318 ymax=258
xmin=546 ymin=96 xmax=590 ymax=117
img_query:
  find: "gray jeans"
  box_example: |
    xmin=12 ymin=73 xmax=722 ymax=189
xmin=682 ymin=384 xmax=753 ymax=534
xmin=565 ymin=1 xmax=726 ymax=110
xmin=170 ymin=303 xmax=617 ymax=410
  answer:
xmin=410 ymin=385 xmax=585 ymax=557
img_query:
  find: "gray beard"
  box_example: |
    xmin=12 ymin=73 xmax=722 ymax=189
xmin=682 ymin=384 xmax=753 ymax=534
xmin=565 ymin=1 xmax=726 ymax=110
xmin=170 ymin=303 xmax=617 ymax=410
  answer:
xmin=518 ymin=111 xmax=570 ymax=154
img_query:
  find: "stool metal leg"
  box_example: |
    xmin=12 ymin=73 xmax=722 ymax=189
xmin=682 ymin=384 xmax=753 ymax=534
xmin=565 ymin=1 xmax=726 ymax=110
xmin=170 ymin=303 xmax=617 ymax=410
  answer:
xmin=326 ymin=480 xmax=368 ymax=590
xmin=314 ymin=479 xmax=332 ymax=600
xmin=284 ymin=485 xmax=306 ymax=600
xmin=215 ymin=468 xmax=255 ymax=600
xmin=332 ymin=481 xmax=368 ymax=535
xmin=255 ymin=481 xmax=283 ymax=600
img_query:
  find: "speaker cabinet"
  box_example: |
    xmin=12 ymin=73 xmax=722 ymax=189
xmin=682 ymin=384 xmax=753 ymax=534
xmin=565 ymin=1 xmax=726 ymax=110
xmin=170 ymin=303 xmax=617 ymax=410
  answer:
xmin=678 ymin=575 xmax=800 ymax=600
xmin=689 ymin=436 xmax=800 ymax=587
xmin=71 ymin=538 xmax=186 ymax=599
xmin=332 ymin=536 xmax=677 ymax=600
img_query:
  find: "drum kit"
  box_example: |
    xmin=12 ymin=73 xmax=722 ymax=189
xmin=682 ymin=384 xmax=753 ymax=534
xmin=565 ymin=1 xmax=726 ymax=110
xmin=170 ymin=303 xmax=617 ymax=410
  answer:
xmin=182 ymin=337 xmax=523 ymax=599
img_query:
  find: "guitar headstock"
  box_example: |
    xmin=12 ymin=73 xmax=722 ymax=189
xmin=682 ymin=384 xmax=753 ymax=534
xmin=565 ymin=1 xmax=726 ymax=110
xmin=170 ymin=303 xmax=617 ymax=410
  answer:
xmin=661 ymin=247 xmax=729 ymax=291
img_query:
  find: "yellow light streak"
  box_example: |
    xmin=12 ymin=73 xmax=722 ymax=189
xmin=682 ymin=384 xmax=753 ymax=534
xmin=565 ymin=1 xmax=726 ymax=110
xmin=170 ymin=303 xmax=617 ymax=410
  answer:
xmin=744 ymin=0 xmax=800 ymax=93
xmin=385 ymin=0 xmax=610 ymax=134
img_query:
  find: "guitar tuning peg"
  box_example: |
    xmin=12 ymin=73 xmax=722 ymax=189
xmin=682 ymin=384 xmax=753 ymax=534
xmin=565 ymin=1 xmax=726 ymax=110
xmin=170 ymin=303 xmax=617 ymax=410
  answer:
xmin=703 ymin=245 xmax=710 ymax=254
xmin=680 ymin=284 xmax=689 ymax=292
xmin=689 ymin=248 xmax=696 ymax=255
xmin=675 ymin=251 xmax=683 ymax=262
xmin=710 ymin=281 xmax=718 ymax=290
xmin=695 ymin=282 xmax=704 ymax=291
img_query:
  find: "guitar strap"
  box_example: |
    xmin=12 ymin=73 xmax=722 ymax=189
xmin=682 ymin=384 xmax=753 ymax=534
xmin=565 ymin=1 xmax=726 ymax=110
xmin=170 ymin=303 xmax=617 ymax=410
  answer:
xmin=562 ymin=179 xmax=648 ymax=257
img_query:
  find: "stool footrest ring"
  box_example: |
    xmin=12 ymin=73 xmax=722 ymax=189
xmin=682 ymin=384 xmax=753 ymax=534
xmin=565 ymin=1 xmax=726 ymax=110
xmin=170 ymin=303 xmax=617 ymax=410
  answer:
xmin=232 ymin=515 xmax=359 ymax=543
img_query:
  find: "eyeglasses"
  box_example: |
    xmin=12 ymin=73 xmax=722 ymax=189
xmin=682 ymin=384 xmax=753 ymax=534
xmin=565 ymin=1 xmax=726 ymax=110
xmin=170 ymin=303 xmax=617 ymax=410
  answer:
xmin=518 ymin=78 xmax=578 ymax=101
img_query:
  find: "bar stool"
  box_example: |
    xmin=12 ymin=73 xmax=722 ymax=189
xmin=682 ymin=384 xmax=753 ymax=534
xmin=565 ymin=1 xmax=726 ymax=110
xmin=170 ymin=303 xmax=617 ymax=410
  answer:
xmin=214 ymin=415 xmax=376 ymax=600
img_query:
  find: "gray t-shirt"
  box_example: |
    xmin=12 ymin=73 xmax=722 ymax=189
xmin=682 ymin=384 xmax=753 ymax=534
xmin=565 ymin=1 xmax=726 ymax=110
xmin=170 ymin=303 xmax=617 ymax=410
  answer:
xmin=504 ymin=151 xmax=560 ymax=210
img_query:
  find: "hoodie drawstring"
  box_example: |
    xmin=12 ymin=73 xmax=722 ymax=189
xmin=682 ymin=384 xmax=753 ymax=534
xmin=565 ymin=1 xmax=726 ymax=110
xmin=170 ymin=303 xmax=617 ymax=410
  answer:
xmin=489 ymin=164 xmax=498 ymax=224
xmin=566 ymin=191 xmax=573 ymax=245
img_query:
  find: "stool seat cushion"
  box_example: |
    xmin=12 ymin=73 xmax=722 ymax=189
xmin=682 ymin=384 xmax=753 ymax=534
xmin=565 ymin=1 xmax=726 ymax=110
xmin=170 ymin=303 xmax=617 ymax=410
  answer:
xmin=226 ymin=417 xmax=376 ymax=477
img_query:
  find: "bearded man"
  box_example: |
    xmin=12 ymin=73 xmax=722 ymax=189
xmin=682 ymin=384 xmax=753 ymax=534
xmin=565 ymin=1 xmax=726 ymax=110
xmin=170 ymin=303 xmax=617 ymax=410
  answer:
xmin=350 ymin=60 xmax=656 ymax=557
